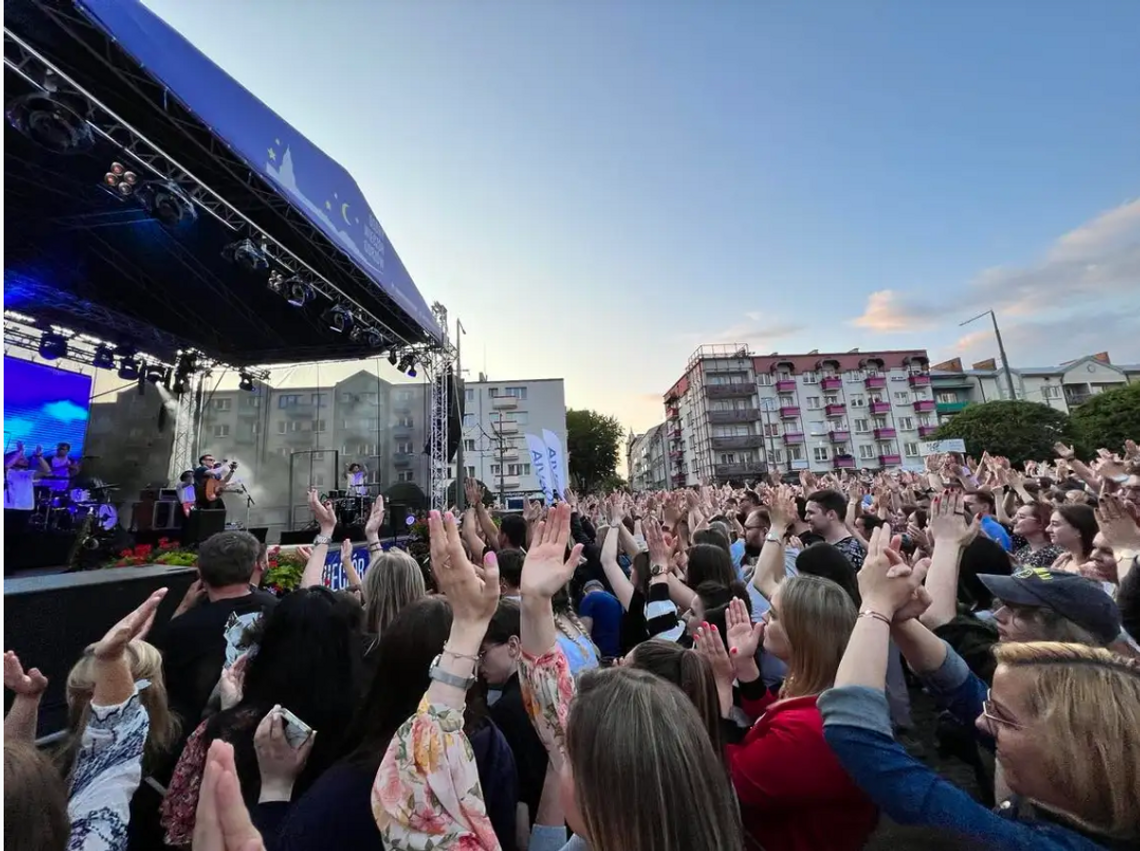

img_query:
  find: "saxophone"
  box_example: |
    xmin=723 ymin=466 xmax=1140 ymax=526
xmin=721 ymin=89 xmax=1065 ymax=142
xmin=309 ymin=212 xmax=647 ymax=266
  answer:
xmin=66 ymin=509 xmax=98 ymax=571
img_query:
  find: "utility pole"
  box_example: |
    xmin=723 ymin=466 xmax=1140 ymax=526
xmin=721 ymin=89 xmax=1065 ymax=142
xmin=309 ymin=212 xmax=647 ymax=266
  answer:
xmin=960 ymin=310 xmax=1017 ymax=402
xmin=454 ymin=319 xmax=466 ymax=511
xmin=492 ymin=409 xmax=507 ymax=505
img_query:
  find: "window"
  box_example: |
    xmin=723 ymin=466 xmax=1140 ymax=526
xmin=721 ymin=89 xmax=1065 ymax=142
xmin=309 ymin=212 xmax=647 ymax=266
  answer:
xmin=769 ymin=449 xmax=783 ymax=463
xmin=277 ymin=421 xmax=303 ymax=434
xmin=1043 ymin=385 xmax=1061 ymax=399
xmin=213 ymin=399 xmax=231 ymax=411
xmin=465 ymin=466 xmax=475 ymax=478
xmin=396 ymin=390 xmax=414 ymax=402
xmin=398 ymin=470 xmax=415 ymax=483
xmin=859 ymin=445 xmax=877 ymax=460
xmin=824 ymin=395 xmax=838 ymax=406
xmin=763 ymin=422 xmax=781 ymax=437
xmin=512 ymin=411 xmax=530 ymax=425
xmin=313 ymin=420 xmax=326 ymax=433
xmin=507 ymin=463 xmax=533 ymax=476
xmin=873 ymin=417 xmax=888 ymax=430
xmin=277 ymin=394 xmax=301 ymax=408
xmin=713 ymin=424 xmax=751 ymax=437
xmin=491 ymin=464 xmax=502 ymax=475
xmin=464 ymin=439 xmax=476 ymax=452
xmin=345 ymin=443 xmax=377 ymax=456
xmin=397 ymin=416 xmax=413 ymax=427
xmin=312 ymin=473 xmax=327 ymax=487
xmin=274 ymin=447 xmax=288 ymax=457
xmin=813 ymin=446 xmax=830 ymax=462
xmin=850 ymin=394 xmax=866 ymax=408
xmin=313 ymin=452 xmax=326 ymax=462
xmin=834 ymin=443 xmax=848 ymax=455
xmin=805 ymin=396 xmax=821 ymax=409
xmin=893 ymin=391 xmax=910 ymax=404
xmin=719 ymin=453 xmax=737 ymax=464
xmin=757 ymin=373 xmax=772 ymax=386
xmin=251 ymin=422 xmax=261 ymax=435
xmin=897 ymin=417 xmax=914 ymax=431
xmin=505 ymin=386 xmax=528 ymax=400
xmin=846 ymin=369 xmax=865 ymax=381
xmin=312 ymin=393 xmax=328 ymax=408
xmin=341 ymin=392 xmax=355 ymax=404
xmin=789 ymin=446 xmax=804 ymax=461
xmin=918 ymin=416 xmax=932 ymax=427
xmin=778 ymin=395 xmax=795 ymax=407
xmin=396 ymin=442 xmax=413 ymax=454
xmin=465 ymin=388 xmax=476 ymax=403
xmin=802 ymin=372 xmax=818 ymax=384
xmin=937 ymin=392 xmax=959 ymax=404
xmin=904 ymin=442 xmax=920 ymax=457
xmin=463 ymin=413 xmax=476 ymax=428
xmin=244 ymin=396 xmax=261 ymax=408
xmin=212 ymin=424 xmax=229 ymax=438
xmin=853 ymin=419 xmax=870 ymax=433
xmin=809 ymin=420 xmax=826 ymax=434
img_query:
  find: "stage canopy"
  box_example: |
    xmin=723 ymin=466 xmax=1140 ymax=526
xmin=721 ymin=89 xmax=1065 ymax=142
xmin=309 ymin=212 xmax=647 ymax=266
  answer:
xmin=4 ymin=0 xmax=442 ymax=368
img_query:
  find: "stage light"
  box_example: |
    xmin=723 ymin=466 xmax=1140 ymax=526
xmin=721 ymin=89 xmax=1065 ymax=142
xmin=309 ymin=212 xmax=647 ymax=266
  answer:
xmin=239 ymin=371 xmax=256 ymax=392
xmin=136 ymin=180 xmax=197 ymax=227
xmin=102 ymin=161 xmax=138 ymax=196
xmin=92 ymin=344 xmax=115 ymax=369
xmin=38 ymin=331 xmax=68 ymax=361
xmin=350 ymin=325 xmax=384 ymax=348
xmin=398 ymin=353 xmax=417 ymax=378
xmin=322 ymin=304 xmax=354 ymax=333
xmin=388 ymin=350 xmax=399 ymax=366
xmin=221 ymin=239 xmax=269 ymax=272
xmin=118 ymin=357 xmax=140 ymax=381
xmin=284 ymin=277 xmax=315 ymax=308
xmin=6 ymin=91 xmax=93 ymax=154
xmin=144 ymin=363 xmax=169 ymax=384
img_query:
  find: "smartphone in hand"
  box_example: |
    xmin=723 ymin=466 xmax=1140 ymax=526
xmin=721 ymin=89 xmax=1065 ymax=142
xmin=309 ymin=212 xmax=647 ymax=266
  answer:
xmin=276 ymin=707 xmax=313 ymax=749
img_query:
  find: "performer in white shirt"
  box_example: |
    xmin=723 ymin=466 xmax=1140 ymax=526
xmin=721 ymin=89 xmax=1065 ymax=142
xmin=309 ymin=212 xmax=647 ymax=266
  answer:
xmin=4 ymin=442 xmax=49 ymax=511
xmin=46 ymin=441 xmax=81 ymax=493
xmin=347 ymin=463 xmax=368 ymax=496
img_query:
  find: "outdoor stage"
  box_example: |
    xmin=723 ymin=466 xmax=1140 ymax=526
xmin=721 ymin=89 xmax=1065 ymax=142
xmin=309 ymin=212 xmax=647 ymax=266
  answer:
xmin=3 ymin=0 xmax=461 ymax=575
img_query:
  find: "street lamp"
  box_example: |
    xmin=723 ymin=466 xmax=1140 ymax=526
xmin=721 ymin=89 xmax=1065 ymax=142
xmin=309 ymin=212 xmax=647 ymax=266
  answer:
xmin=960 ymin=310 xmax=1017 ymax=402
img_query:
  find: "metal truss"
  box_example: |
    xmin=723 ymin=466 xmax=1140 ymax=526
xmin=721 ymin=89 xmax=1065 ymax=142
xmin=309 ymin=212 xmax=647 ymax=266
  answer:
xmin=425 ymin=304 xmax=457 ymax=511
xmin=167 ymin=372 xmax=205 ymax=482
xmin=4 ymin=23 xmax=437 ymax=353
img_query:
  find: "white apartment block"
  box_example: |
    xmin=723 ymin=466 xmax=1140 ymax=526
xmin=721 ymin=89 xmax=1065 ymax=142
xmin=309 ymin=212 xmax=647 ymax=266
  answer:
xmin=628 ymin=424 xmax=668 ymax=492
xmin=663 ymin=345 xmax=936 ymax=485
xmin=458 ymin=377 xmax=567 ymax=509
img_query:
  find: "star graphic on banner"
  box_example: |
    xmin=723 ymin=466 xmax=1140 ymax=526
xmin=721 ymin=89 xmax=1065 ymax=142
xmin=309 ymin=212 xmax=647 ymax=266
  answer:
xmin=268 ymin=148 xmax=276 ymax=161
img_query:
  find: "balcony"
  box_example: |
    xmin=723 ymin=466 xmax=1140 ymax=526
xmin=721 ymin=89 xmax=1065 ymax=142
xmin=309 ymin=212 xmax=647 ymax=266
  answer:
xmin=790 ymin=458 xmax=811 ymax=471
xmin=869 ymin=401 xmax=891 ymax=415
xmin=670 ymin=449 xmax=683 ymax=460
xmin=783 ymin=432 xmax=805 ymax=445
xmin=393 ymin=453 xmax=414 ymax=467
xmin=281 ymin=403 xmax=315 ymax=416
xmin=829 ymin=430 xmax=850 ymax=443
xmin=667 ymin=406 xmax=680 ymax=420
xmin=918 ymin=425 xmax=938 ymax=438
xmin=705 ymin=384 xmax=754 ymax=399
xmin=879 ymin=454 xmax=903 ymax=466
xmin=501 ymin=478 xmax=521 ymax=491
xmin=713 ymin=462 xmax=767 ymax=480
xmin=392 ymin=403 xmax=413 ymax=414
xmin=864 ymin=375 xmax=886 ymax=390
xmin=499 ymin=449 xmax=520 ymax=463
xmin=825 ymin=403 xmax=847 ymax=418
xmin=833 ymin=455 xmax=857 ymax=469
xmin=392 ymin=422 xmax=414 ymax=435
xmin=708 ymin=408 xmax=761 ymax=424
xmin=874 ymin=427 xmax=897 ymax=440
xmin=491 ymin=395 xmax=519 ymax=410
xmin=936 ymin=400 xmax=968 ymax=415
xmin=913 ymin=399 xmax=936 ymax=413
xmin=493 ymin=421 xmax=521 ymax=435
xmin=908 ymin=373 xmax=931 ymax=387
xmin=775 ymin=379 xmax=797 ymax=393
xmin=711 ymin=435 xmax=764 ymax=451
xmin=779 ymin=406 xmax=801 ymax=419
xmin=821 ymin=376 xmax=843 ymax=391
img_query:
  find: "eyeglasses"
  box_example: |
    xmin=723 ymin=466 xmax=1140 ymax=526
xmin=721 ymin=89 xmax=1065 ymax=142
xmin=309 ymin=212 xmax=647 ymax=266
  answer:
xmin=981 ymin=689 xmax=1024 ymax=731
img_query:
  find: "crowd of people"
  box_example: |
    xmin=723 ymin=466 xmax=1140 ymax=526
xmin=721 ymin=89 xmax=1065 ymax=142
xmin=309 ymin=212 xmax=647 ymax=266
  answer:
xmin=5 ymin=441 xmax=1140 ymax=851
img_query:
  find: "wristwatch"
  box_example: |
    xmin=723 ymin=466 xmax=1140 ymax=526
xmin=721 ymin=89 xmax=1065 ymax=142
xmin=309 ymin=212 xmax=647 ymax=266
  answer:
xmin=313 ymin=534 xmax=333 ymax=546
xmin=650 ymin=563 xmax=667 ymax=577
xmin=428 ymin=654 xmax=477 ymax=690
xmin=765 ymin=532 xmax=782 ymax=543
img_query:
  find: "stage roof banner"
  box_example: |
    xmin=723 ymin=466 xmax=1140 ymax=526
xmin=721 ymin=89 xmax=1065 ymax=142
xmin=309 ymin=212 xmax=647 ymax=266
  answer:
xmin=75 ymin=0 xmax=442 ymax=343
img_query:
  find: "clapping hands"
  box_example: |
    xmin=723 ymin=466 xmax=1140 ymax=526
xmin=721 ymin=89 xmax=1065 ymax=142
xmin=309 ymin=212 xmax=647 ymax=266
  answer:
xmin=3 ymin=651 xmax=48 ymax=697
xmin=520 ymin=502 xmax=584 ymax=600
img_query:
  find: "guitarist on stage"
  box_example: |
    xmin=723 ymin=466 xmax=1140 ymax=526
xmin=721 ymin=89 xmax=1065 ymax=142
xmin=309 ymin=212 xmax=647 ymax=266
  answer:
xmin=194 ymin=453 xmax=237 ymax=520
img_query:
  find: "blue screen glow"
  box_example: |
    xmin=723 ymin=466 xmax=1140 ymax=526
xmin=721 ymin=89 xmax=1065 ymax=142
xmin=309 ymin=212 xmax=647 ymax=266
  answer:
xmin=4 ymin=357 xmax=92 ymax=456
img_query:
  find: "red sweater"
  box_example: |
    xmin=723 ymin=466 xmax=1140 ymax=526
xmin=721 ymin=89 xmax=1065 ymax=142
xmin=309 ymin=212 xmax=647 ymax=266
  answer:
xmin=726 ymin=693 xmax=878 ymax=851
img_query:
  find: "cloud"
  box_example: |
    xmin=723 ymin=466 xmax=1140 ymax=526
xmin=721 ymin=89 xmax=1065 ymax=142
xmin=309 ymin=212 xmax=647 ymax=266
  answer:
xmin=43 ymin=400 xmax=89 ymax=423
xmin=681 ymin=315 xmax=806 ymax=349
xmin=850 ymin=290 xmax=933 ymax=332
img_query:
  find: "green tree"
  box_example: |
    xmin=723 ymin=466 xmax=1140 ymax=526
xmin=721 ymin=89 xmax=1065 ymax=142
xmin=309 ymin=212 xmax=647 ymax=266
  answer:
xmin=930 ymin=400 xmax=1074 ymax=465
xmin=566 ymin=408 xmax=624 ymax=493
xmin=1069 ymin=382 xmax=1140 ymax=455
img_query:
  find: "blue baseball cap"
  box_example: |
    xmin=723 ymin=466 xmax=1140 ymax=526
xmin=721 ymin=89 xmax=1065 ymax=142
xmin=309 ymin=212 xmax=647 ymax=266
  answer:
xmin=979 ymin=568 xmax=1121 ymax=645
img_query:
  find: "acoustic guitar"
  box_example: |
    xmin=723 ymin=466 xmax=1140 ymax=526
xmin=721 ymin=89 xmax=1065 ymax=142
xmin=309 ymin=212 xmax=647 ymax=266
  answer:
xmin=205 ymin=461 xmax=238 ymax=502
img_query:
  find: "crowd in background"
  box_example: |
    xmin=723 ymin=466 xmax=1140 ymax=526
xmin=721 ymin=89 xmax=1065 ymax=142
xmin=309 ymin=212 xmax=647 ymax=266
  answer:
xmin=5 ymin=439 xmax=1140 ymax=851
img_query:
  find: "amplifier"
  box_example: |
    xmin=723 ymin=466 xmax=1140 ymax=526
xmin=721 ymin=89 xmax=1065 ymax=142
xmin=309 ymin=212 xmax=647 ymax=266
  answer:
xmin=152 ymin=500 xmax=182 ymax=531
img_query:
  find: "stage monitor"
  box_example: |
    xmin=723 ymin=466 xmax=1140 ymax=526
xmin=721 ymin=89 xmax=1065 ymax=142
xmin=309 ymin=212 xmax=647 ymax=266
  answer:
xmin=3 ymin=357 xmax=92 ymax=457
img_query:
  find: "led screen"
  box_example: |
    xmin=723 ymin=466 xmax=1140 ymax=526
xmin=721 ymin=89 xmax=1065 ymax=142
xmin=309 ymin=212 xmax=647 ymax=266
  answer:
xmin=3 ymin=357 xmax=92 ymax=457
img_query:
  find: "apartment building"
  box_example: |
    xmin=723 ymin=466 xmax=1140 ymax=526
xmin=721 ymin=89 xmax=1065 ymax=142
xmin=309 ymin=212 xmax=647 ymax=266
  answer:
xmin=628 ymin=424 xmax=668 ymax=492
xmin=458 ymin=377 xmax=567 ymax=507
xmin=930 ymin=352 xmax=1139 ymax=422
xmin=663 ymin=345 xmax=935 ymax=484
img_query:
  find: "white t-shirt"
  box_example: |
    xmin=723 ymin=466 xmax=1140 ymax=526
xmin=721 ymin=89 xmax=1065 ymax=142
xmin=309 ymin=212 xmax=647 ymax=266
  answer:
xmin=179 ymin=483 xmax=196 ymax=504
xmin=47 ymin=455 xmax=72 ymax=491
xmin=5 ymin=469 xmax=36 ymax=510
xmin=348 ymin=471 xmax=366 ymax=496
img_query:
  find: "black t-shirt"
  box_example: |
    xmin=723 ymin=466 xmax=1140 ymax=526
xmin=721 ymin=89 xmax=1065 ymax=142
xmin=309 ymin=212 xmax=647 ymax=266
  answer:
xmin=488 ymin=673 xmax=547 ymax=821
xmin=156 ymin=590 xmax=278 ymax=726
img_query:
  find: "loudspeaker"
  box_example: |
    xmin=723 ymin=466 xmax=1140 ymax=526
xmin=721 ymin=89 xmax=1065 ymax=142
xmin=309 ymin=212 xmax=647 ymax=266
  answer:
xmin=389 ymin=504 xmax=410 ymax=538
xmin=153 ymin=500 xmax=181 ymax=531
xmin=183 ymin=509 xmax=227 ymax=547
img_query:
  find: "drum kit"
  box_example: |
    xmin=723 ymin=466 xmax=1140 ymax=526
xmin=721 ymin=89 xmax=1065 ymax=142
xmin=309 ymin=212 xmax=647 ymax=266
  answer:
xmin=324 ymin=488 xmax=376 ymax=526
xmin=30 ymin=475 xmax=120 ymax=533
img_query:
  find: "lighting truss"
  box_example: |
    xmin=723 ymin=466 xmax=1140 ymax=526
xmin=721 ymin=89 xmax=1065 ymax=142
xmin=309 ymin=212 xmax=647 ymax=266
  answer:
xmin=425 ymin=303 xmax=456 ymax=512
xmin=4 ymin=17 xmax=439 ymax=353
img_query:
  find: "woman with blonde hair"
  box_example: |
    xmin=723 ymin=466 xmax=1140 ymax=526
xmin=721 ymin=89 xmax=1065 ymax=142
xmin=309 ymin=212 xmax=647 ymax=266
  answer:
xmin=824 ymin=523 xmax=1140 ymax=849
xmin=361 ymin=549 xmax=426 ymax=646
xmin=713 ymin=575 xmax=878 ymax=851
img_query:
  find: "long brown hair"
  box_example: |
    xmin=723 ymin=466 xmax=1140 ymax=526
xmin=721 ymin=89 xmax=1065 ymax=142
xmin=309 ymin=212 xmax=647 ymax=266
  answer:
xmin=566 ymin=667 xmax=743 ymax=851
xmin=779 ymin=575 xmax=856 ymax=698
xmin=362 ymin=549 xmax=426 ymax=639
xmin=627 ymin=639 xmax=724 ymax=754
xmin=4 ymin=741 xmax=69 ymax=851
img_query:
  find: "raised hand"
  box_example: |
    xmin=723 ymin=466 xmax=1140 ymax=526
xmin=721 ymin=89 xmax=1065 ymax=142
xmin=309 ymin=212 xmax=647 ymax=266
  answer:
xmin=3 ymin=651 xmax=48 ymax=697
xmin=428 ymin=510 xmax=500 ymax=628
xmin=307 ymin=488 xmax=337 ymax=535
xmin=725 ymin=597 xmax=764 ymax=661
xmin=643 ymin=516 xmax=672 ymax=569
xmin=254 ymin=706 xmax=315 ymax=801
xmin=891 ymin=559 xmax=933 ymax=623
xmin=364 ymin=495 xmax=386 ymax=539
xmin=219 ymin=653 xmax=249 ymax=711
xmin=520 ymin=502 xmax=584 ymax=600
xmin=857 ymin=525 xmax=919 ymax=618
xmin=694 ymin=623 xmax=734 ymax=717
xmin=193 ymin=740 xmax=267 ymax=851
xmin=1095 ymin=493 xmax=1140 ymax=551
xmin=928 ymin=492 xmax=979 ymax=546
xmin=93 ymin=588 xmax=168 ymax=660
xmin=340 ymin=538 xmax=352 ymax=567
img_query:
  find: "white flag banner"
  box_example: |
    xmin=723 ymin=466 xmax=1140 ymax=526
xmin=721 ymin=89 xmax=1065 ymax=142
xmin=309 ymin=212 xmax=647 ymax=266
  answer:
xmin=542 ymin=429 xmax=568 ymax=498
xmin=919 ymin=439 xmax=966 ymax=457
xmin=525 ymin=433 xmax=555 ymax=503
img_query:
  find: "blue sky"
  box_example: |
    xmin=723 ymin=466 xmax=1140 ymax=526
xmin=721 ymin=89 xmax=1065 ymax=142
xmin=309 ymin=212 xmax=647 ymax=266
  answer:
xmin=140 ymin=0 xmax=1140 ymax=432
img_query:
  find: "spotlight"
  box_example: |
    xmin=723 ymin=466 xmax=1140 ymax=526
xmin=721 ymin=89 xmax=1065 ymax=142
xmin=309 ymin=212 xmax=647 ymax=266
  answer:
xmin=144 ymin=363 xmax=169 ymax=384
xmin=398 ymin=353 xmax=417 ymax=378
xmin=102 ymin=161 xmax=138 ymax=197
xmin=118 ymin=356 xmax=140 ymax=381
xmin=38 ymin=331 xmax=68 ymax=361
xmin=388 ymin=350 xmax=399 ymax=366
xmin=6 ymin=91 xmax=93 ymax=154
xmin=350 ymin=325 xmax=384 ymax=348
xmin=239 ymin=371 xmax=256 ymax=392
xmin=321 ymin=304 xmax=353 ymax=333
xmin=92 ymin=344 xmax=115 ymax=369
xmin=267 ymin=270 xmax=285 ymax=294
xmin=136 ymin=180 xmax=197 ymax=227
xmin=221 ymin=239 xmax=269 ymax=272
xmin=283 ymin=277 xmax=315 ymax=308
